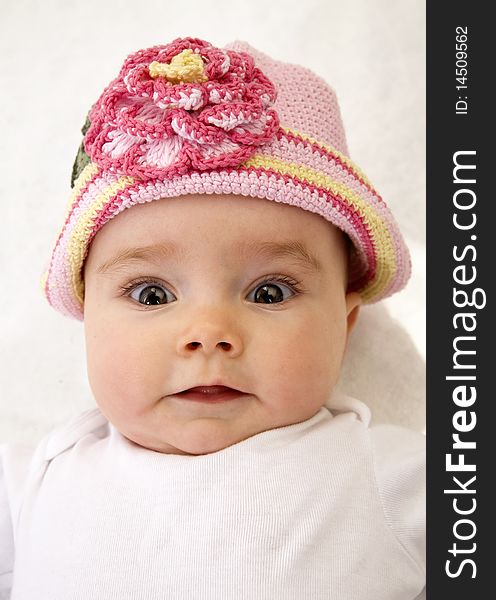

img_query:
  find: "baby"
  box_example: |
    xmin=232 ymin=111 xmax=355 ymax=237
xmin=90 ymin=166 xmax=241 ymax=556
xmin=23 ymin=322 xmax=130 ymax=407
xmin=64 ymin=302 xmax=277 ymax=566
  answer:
xmin=0 ymin=37 xmax=425 ymax=599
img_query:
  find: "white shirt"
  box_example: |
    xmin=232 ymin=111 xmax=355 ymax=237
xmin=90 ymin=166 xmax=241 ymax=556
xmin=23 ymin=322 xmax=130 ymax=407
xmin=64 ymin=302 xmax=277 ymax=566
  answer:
xmin=0 ymin=394 xmax=425 ymax=599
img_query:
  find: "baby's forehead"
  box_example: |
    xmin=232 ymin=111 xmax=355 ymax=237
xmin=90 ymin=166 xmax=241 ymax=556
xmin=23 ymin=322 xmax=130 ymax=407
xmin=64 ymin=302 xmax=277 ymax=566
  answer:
xmin=109 ymin=194 xmax=341 ymax=242
xmin=87 ymin=194 xmax=349 ymax=279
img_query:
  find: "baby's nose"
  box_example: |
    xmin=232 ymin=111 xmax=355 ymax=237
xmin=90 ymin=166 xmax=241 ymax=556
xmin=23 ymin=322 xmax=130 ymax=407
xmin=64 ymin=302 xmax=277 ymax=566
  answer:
xmin=176 ymin=321 xmax=243 ymax=358
xmin=186 ymin=340 xmax=232 ymax=352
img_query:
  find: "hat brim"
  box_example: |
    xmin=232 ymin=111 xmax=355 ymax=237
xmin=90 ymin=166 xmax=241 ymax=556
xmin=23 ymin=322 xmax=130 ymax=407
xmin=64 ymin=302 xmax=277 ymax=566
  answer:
xmin=43 ymin=128 xmax=410 ymax=320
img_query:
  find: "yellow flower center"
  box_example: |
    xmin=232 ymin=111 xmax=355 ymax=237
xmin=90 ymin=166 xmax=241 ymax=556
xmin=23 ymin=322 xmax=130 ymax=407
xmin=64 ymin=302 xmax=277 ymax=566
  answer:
xmin=148 ymin=49 xmax=208 ymax=84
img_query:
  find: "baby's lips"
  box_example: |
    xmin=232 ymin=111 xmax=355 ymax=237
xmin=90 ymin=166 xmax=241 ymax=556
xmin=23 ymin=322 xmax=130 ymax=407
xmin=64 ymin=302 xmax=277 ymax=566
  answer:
xmin=173 ymin=385 xmax=251 ymax=403
xmin=180 ymin=385 xmax=240 ymax=394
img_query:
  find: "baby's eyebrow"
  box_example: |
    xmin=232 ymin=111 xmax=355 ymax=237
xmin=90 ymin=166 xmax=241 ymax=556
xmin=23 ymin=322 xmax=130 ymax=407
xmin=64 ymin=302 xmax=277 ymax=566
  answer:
xmin=95 ymin=242 xmax=184 ymax=275
xmin=244 ymin=240 xmax=323 ymax=274
xmin=95 ymin=239 xmax=323 ymax=275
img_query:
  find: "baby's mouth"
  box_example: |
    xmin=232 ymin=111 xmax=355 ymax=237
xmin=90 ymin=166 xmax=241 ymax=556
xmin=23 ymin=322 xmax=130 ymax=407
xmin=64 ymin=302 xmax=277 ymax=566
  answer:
xmin=176 ymin=386 xmax=247 ymax=403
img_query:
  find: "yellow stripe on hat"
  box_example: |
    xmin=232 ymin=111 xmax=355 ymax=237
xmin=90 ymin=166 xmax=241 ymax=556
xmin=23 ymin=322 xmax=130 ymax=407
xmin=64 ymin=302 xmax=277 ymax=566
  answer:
xmin=281 ymin=127 xmax=374 ymax=188
xmin=67 ymin=173 xmax=135 ymax=303
xmin=64 ymin=163 xmax=100 ymax=223
xmin=48 ymin=163 xmax=101 ymax=257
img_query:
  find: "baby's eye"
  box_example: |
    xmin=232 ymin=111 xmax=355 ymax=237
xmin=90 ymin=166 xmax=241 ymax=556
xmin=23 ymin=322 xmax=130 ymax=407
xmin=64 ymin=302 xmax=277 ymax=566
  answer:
xmin=128 ymin=282 xmax=175 ymax=306
xmin=248 ymin=277 xmax=300 ymax=304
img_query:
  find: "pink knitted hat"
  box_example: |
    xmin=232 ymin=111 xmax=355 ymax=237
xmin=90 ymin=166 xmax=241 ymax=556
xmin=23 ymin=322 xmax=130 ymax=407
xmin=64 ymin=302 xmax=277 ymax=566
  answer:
xmin=42 ymin=37 xmax=410 ymax=320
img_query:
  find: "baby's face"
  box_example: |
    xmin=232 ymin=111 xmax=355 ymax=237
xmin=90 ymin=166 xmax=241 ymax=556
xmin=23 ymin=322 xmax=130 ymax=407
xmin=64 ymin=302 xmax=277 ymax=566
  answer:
xmin=83 ymin=194 xmax=360 ymax=455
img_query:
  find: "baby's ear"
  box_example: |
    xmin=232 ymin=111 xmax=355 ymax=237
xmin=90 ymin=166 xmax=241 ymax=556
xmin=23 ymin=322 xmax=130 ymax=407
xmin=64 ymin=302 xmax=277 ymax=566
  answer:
xmin=345 ymin=292 xmax=362 ymax=337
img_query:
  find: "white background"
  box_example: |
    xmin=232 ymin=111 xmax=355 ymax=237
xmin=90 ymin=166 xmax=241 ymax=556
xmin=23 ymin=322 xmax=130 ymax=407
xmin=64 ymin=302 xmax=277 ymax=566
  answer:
xmin=0 ymin=0 xmax=425 ymax=444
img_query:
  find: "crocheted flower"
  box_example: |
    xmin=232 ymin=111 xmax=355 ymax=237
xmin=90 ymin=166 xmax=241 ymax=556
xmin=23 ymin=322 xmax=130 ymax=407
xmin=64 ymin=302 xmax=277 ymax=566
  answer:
xmin=82 ymin=37 xmax=280 ymax=180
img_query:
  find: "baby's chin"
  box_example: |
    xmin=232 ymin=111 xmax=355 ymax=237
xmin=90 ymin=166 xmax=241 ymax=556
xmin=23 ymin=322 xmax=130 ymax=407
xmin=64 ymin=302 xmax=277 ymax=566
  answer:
xmin=122 ymin=419 xmax=260 ymax=456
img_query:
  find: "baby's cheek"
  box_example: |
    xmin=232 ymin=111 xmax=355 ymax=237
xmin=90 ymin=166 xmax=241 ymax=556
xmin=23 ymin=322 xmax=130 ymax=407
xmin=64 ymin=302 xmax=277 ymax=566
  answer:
xmin=291 ymin=316 xmax=345 ymax=384
xmin=86 ymin=323 xmax=154 ymax=408
xmin=263 ymin=320 xmax=335 ymax=391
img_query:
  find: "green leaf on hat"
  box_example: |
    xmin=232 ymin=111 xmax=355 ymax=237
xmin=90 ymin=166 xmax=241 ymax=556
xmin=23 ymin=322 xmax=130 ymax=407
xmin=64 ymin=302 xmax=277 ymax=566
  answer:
xmin=70 ymin=115 xmax=91 ymax=188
